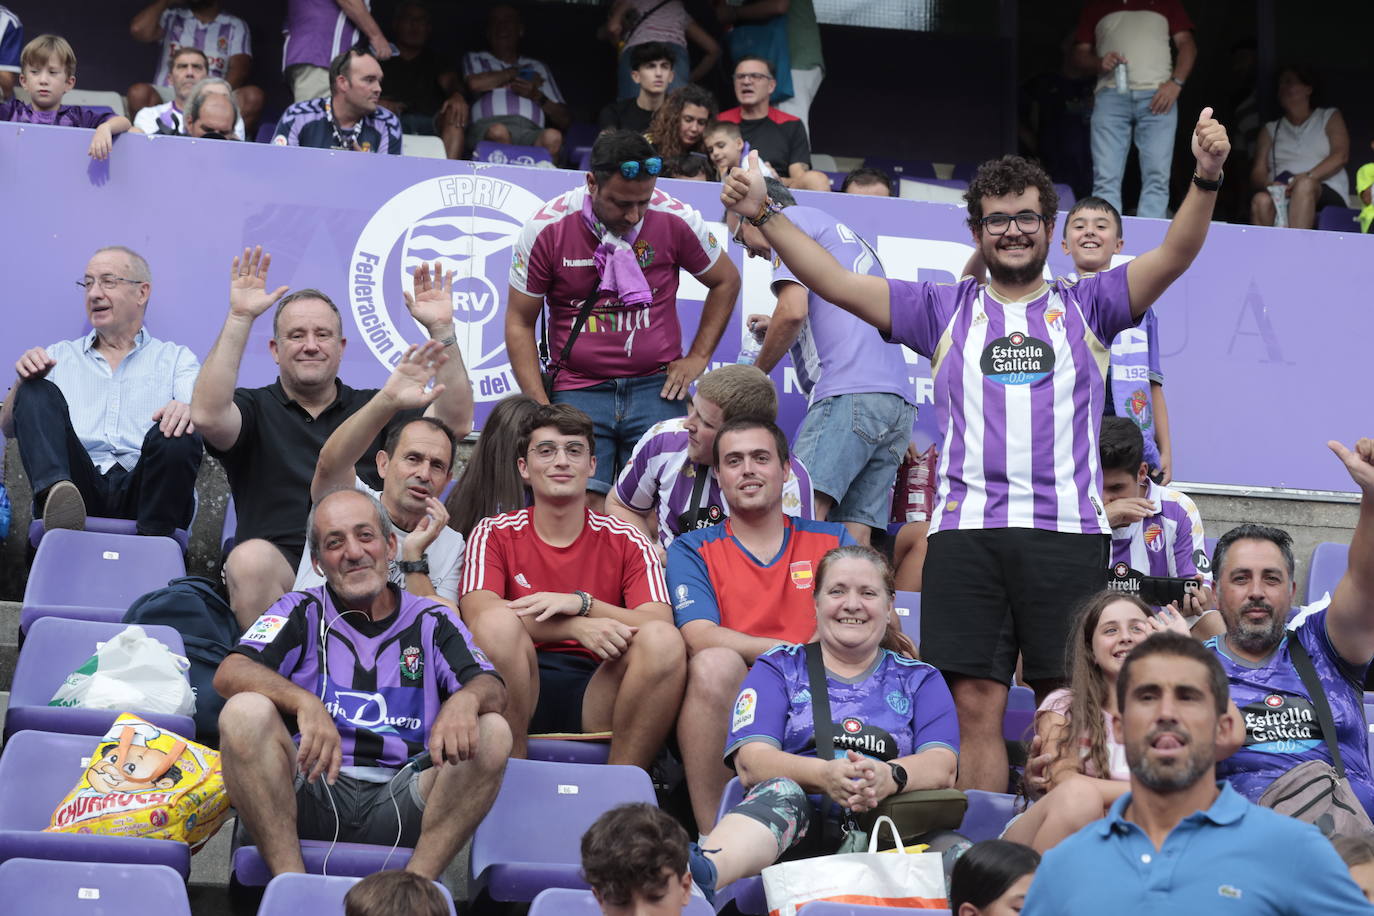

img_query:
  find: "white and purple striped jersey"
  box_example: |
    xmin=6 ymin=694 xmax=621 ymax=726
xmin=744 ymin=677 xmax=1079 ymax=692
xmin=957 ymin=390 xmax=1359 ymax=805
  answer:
xmin=1110 ymin=479 xmax=1208 ymax=581
xmin=613 ymin=417 xmax=816 ymax=549
xmin=886 ymin=266 xmax=1135 ymax=535
xmin=152 ymin=8 xmax=251 ymax=85
xmin=0 ymin=6 xmax=22 ymax=76
xmin=283 ymin=0 xmax=368 ymax=71
xmin=462 ymin=51 xmax=564 ymax=126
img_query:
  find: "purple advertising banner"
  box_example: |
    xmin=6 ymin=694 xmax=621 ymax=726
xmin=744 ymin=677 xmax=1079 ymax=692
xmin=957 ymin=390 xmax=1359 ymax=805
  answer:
xmin=0 ymin=123 xmax=1367 ymax=493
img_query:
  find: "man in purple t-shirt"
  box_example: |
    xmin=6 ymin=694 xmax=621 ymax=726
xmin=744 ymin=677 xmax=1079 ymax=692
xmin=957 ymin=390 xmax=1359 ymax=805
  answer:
xmin=506 ymin=129 xmax=741 ymax=512
xmin=732 ymin=179 xmax=916 ymax=546
xmin=1206 ymin=438 xmax=1374 ymax=818
xmin=215 ymin=488 xmax=509 ymax=881
xmin=721 ymin=110 xmax=1232 ymax=792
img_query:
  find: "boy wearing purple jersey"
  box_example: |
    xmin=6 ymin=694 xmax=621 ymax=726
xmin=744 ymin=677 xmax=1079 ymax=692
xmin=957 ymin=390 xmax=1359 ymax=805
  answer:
xmin=0 ymin=35 xmax=135 ymax=160
xmin=721 ymin=109 xmax=1231 ymax=792
xmin=1206 ymin=440 xmax=1374 ymax=818
xmin=731 ymin=179 xmax=916 ymax=546
xmin=216 ymin=488 xmax=509 ymax=881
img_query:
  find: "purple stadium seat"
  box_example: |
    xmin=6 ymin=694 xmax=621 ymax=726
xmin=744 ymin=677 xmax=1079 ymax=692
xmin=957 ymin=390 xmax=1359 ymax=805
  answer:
xmin=802 ymin=905 xmax=951 ymax=916
xmin=711 ymin=778 xmax=767 ymax=915
xmin=258 ymin=872 xmax=456 ymax=914
xmin=469 ymin=758 xmax=656 ymax=902
xmin=894 ymin=590 xmax=921 ymax=641
xmin=0 ymin=858 xmax=191 ymax=915
xmin=958 ymin=790 xmax=1019 ymax=843
xmin=29 ymin=516 xmax=189 ymax=552
xmin=1317 ymin=206 xmax=1360 ymax=232
xmin=1308 ymin=541 xmax=1349 ymax=602
xmin=232 ymin=840 xmax=413 ymax=887
xmin=861 ymin=157 xmax=936 ymax=180
xmin=531 ymin=887 xmax=715 ymax=915
xmin=4 ymin=617 xmax=196 ymax=742
xmin=20 ymin=529 xmax=185 ymax=634
xmin=221 ymin=496 xmax=237 ymax=557
xmin=527 ymin=736 xmax=612 ymax=764
xmin=565 ymin=122 xmax=598 ymax=169
xmin=254 ymin=119 xmax=278 ymax=144
xmin=473 ymin=141 xmax=554 ymax=168
xmin=825 ymin=170 xmax=847 ymax=191
xmin=950 ymin=161 xmax=977 ymax=181
xmin=0 ymin=730 xmax=192 ymax=877
xmin=1005 ymin=685 xmax=1035 ymax=742
xmin=1054 ymin=183 xmax=1076 ymax=208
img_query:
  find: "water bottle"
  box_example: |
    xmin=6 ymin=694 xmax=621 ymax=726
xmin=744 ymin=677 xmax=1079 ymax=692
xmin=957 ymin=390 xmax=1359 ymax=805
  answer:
xmin=1114 ymin=61 xmax=1129 ymax=94
xmin=736 ymin=328 xmax=763 ymax=365
xmin=1268 ymin=183 xmax=1289 ymax=228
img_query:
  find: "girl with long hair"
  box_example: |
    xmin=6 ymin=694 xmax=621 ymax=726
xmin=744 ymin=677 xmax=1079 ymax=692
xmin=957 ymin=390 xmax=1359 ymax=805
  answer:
xmin=444 ymin=394 xmax=540 ymax=541
xmin=646 ymin=83 xmax=717 ymax=161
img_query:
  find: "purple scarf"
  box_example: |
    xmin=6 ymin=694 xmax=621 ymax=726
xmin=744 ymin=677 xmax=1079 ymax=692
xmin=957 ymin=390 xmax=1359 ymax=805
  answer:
xmin=582 ymin=193 xmax=653 ymax=307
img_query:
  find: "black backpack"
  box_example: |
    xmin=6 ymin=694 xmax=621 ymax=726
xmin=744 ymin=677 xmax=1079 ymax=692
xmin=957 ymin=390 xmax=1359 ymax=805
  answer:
xmin=123 ymin=575 xmax=240 ymax=745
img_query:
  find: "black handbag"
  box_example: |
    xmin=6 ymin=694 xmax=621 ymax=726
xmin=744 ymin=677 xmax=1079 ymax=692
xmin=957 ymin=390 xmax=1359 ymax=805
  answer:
xmin=805 ymin=643 xmax=967 ymax=850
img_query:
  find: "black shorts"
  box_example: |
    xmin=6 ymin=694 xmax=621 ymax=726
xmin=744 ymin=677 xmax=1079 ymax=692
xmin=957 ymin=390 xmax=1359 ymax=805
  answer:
xmin=1316 ymin=183 xmax=1347 ymax=211
xmin=293 ymin=770 xmax=426 ymax=846
xmin=920 ymin=528 xmax=1109 ymax=684
xmin=530 ymin=651 xmax=599 ymax=734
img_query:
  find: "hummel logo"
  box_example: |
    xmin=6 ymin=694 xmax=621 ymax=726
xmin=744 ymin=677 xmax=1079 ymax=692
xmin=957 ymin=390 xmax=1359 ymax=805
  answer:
xmin=562 ymin=258 xmax=595 ymax=268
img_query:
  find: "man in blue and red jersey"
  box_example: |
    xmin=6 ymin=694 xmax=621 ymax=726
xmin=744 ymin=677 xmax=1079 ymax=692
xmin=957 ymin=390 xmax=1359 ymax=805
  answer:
xmin=460 ymin=403 xmax=686 ymax=769
xmin=214 ymin=487 xmax=509 ymax=881
xmin=667 ymin=417 xmax=853 ymax=831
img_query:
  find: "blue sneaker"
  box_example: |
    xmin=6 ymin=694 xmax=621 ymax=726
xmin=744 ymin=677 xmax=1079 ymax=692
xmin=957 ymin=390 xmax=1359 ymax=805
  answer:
xmin=688 ymin=842 xmax=719 ymax=905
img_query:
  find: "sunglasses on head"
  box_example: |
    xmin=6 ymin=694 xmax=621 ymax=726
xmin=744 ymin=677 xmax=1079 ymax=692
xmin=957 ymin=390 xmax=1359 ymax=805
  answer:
xmin=593 ymin=157 xmax=663 ymax=179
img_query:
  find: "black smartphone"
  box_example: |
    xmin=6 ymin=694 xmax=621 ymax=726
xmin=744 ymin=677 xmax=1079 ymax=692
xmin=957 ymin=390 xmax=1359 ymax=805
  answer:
xmin=1105 ymin=563 xmax=1200 ymax=607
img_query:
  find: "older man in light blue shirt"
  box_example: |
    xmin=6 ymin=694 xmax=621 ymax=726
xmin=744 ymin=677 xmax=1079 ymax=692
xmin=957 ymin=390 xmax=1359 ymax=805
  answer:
xmin=0 ymin=246 xmax=202 ymax=537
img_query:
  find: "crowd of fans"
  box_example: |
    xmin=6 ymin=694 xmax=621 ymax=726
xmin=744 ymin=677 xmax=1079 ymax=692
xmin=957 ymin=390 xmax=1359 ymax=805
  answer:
xmin=4 ymin=2 xmax=1374 ymax=914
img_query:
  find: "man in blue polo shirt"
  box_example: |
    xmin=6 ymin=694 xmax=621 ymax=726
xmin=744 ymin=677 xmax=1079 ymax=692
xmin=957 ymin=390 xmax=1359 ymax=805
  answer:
xmin=1022 ymin=632 xmax=1371 ymax=914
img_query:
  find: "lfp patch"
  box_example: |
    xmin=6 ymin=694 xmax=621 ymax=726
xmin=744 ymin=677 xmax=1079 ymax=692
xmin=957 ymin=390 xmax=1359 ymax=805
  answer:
xmin=244 ymin=615 xmax=288 ymax=644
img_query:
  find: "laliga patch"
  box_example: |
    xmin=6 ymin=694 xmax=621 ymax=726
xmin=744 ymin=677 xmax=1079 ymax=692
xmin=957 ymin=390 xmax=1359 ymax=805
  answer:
xmin=732 ymin=688 xmax=758 ymax=731
xmin=789 ymin=561 xmax=814 ymax=590
xmin=979 ymin=332 xmax=1055 ymax=385
xmin=401 ymin=645 xmax=424 ymax=680
xmin=243 ymin=614 xmax=288 ymax=644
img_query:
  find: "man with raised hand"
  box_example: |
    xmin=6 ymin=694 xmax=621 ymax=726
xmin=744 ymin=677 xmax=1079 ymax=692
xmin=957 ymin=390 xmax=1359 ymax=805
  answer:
xmin=721 ymin=109 xmax=1230 ymax=792
xmin=192 ymin=248 xmax=472 ymax=629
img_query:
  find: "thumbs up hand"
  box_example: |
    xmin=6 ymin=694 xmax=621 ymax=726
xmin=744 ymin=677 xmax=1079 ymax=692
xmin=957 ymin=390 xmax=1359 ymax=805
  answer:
xmin=720 ymin=149 xmax=768 ymax=220
xmin=1191 ymin=107 xmax=1230 ymax=179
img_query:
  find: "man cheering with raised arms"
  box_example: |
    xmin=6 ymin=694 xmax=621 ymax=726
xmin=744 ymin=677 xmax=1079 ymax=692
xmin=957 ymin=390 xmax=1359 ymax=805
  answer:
xmin=720 ymin=108 xmax=1231 ymax=793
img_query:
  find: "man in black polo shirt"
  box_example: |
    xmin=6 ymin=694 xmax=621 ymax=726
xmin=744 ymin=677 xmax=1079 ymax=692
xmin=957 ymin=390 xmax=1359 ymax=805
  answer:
xmin=716 ymin=55 xmax=829 ymax=192
xmin=191 ymin=246 xmax=474 ymax=629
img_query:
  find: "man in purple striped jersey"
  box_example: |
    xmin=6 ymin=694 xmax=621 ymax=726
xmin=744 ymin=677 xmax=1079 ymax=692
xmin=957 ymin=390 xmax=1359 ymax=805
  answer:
xmin=216 ymin=487 xmax=509 ymax=880
xmin=463 ymin=4 xmax=570 ymax=160
xmin=722 ymin=109 xmax=1232 ymax=792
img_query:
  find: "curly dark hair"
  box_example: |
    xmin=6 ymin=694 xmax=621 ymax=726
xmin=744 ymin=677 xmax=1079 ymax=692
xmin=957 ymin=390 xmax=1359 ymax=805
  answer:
xmin=964 ymin=155 xmax=1059 ymax=234
xmin=647 ymin=84 xmax=718 ymax=160
xmin=582 ymin=803 xmax=689 ymax=906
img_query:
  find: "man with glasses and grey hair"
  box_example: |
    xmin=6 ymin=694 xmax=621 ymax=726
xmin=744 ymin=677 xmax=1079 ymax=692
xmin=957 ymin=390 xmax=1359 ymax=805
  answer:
xmin=192 ymin=247 xmax=473 ymax=630
xmin=0 ymin=246 xmax=203 ymax=537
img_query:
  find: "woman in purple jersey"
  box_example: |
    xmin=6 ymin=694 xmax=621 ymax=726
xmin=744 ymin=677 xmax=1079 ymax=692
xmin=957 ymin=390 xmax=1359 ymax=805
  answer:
xmin=684 ymin=546 xmax=955 ymax=901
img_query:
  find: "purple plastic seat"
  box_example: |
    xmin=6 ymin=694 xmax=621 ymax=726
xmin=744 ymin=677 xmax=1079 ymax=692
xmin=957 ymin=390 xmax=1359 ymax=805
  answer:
xmin=221 ymin=496 xmax=237 ymax=556
xmin=20 ymin=529 xmax=185 ymax=634
xmin=861 ymin=157 xmax=935 ymax=180
xmin=1053 ymin=183 xmax=1076 ymax=209
xmin=258 ymin=872 xmax=456 ymax=914
xmin=1308 ymin=541 xmax=1349 ymax=602
xmin=565 ymin=121 xmax=598 ymax=168
xmin=530 ymin=887 xmax=715 ymax=915
xmin=29 ymin=516 xmax=189 ymax=552
xmin=0 ymin=730 xmax=192 ymax=877
xmin=1004 ymin=685 xmax=1035 ymax=743
xmin=527 ymin=737 xmax=611 ymax=764
xmin=1317 ymin=206 xmax=1360 ymax=232
xmin=254 ymin=119 xmax=278 ymax=143
xmin=469 ymin=757 xmax=656 ymax=902
xmin=473 ymin=141 xmax=554 ymax=168
xmin=4 ymin=617 xmax=196 ymax=742
xmin=802 ymin=904 xmax=950 ymax=916
xmin=958 ymin=790 xmax=1019 ymax=843
xmin=232 ymin=840 xmax=413 ymax=887
xmin=893 ymin=590 xmax=921 ymax=641
xmin=0 ymin=857 xmax=190 ymax=915
xmin=712 ymin=778 xmax=767 ymax=914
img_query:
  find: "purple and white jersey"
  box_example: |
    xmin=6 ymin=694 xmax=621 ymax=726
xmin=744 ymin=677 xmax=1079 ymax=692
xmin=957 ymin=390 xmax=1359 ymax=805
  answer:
xmin=0 ymin=99 xmax=110 ymax=128
xmin=151 ymin=8 xmax=251 ymax=85
xmin=725 ymin=645 xmax=959 ymax=764
xmin=772 ymin=206 xmax=913 ymax=407
xmin=0 ymin=6 xmax=22 ymax=75
xmin=463 ymin=51 xmax=564 ymax=126
xmin=1109 ymin=479 xmax=1207 ymax=581
xmin=614 ymin=417 xmax=815 ymax=549
xmin=231 ymin=585 xmax=499 ymax=772
xmin=1211 ymin=608 xmax=1374 ymax=818
xmin=1108 ymin=307 xmax=1164 ymax=469
xmin=283 ymin=0 xmax=369 ymax=71
xmin=885 ymin=267 xmax=1135 ymax=535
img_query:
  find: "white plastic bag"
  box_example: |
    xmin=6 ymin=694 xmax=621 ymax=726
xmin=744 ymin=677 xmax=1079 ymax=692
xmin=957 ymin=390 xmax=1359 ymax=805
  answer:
xmin=761 ymin=816 xmax=949 ymax=914
xmin=49 ymin=625 xmax=195 ymax=716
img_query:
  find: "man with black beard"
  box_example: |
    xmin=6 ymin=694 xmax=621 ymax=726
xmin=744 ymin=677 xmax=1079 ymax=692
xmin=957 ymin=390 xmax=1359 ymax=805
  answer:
xmin=1021 ymin=633 xmax=1372 ymax=914
xmin=1204 ymin=437 xmax=1374 ymax=819
xmin=721 ymin=109 xmax=1233 ymax=792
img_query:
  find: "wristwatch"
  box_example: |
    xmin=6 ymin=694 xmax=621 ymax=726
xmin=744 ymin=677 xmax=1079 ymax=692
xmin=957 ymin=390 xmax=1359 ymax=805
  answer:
xmin=1191 ymin=170 xmax=1223 ymax=192
xmin=397 ymin=558 xmax=430 ymax=575
xmin=1170 ymin=77 xmax=1186 ymax=88
xmin=888 ymin=761 xmax=908 ymax=792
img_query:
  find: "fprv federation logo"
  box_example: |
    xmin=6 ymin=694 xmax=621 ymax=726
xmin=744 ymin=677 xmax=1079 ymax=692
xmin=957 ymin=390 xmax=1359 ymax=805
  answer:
xmin=349 ymin=174 xmax=545 ymax=400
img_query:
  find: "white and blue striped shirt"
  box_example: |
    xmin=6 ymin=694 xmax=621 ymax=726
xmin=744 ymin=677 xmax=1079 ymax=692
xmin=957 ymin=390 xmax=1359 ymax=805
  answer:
xmin=44 ymin=327 xmax=200 ymax=473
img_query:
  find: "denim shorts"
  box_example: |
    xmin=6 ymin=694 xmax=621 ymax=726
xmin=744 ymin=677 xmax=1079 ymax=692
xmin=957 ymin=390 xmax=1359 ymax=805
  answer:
xmin=791 ymin=392 xmax=916 ymax=529
xmin=554 ymin=373 xmax=687 ymax=494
